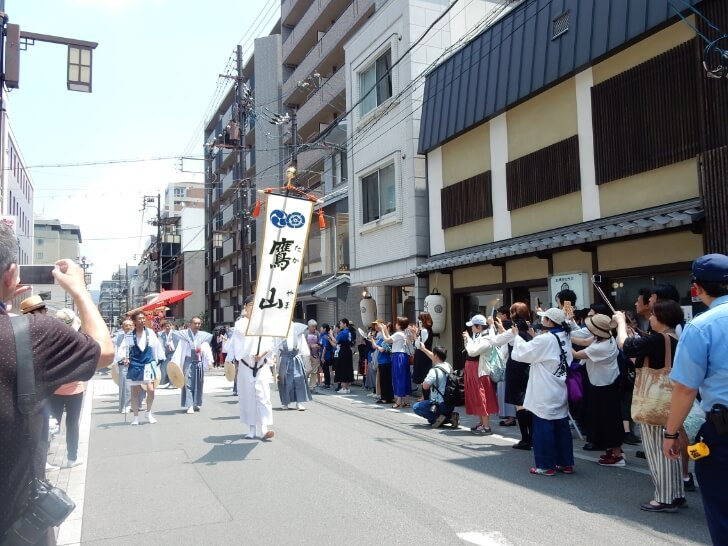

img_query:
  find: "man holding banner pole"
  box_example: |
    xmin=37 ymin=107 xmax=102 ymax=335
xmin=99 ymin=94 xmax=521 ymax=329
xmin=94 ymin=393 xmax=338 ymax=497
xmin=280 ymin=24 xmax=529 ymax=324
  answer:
xmin=229 ymin=296 xmax=276 ymax=440
xmin=235 ymin=190 xmax=314 ymax=439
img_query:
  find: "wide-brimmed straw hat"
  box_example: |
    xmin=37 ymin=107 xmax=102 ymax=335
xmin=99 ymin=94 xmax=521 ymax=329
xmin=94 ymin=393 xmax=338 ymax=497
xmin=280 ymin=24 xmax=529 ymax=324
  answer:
xmin=166 ymin=361 xmax=185 ymax=389
xmin=585 ymin=314 xmax=617 ymax=339
xmin=20 ymin=295 xmax=46 ymax=314
xmin=224 ymin=361 xmax=236 ymax=382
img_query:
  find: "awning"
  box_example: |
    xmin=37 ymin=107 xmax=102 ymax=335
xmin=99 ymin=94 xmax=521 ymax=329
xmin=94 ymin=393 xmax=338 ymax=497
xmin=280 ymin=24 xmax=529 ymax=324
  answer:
xmin=414 ymin=198 xmax=703 ymax=274
xmin=297 ymin=274 xmax=350 ymax=300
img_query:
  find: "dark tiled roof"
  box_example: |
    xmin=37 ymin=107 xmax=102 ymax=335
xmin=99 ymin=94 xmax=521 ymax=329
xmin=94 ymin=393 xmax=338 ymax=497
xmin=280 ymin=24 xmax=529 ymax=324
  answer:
xmin=414 ymin=199 xmax=702 ymax=274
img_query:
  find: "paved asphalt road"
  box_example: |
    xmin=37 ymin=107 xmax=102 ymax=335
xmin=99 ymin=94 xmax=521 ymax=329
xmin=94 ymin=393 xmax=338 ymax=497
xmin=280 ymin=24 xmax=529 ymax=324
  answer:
xmin=66 ymin=371 xmax=711 ymax=545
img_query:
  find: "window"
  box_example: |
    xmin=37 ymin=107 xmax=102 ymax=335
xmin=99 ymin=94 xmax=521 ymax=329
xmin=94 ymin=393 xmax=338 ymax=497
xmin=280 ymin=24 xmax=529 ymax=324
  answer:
xmin=362 ymin=163 xmax=395 ymax=224
xmin=359 ymin=50 xmax=392 ymax=116
xmin=36 ymin=252 xmax=43 ymax=260
xmin=552 ymin=11 xmax=570 ymax=39
xmin=174 ymin=187 xmax=186 ymax=198
xmin=333 ymin=151 xmax=347 ymax=187
xmin=36 ymin=238 xmax=44 ymax=246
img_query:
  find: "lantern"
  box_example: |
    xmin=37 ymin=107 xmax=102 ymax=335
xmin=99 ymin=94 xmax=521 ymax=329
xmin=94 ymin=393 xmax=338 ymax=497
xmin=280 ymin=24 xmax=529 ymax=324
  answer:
xmin=424 ymin=289 xmax=447 ymax=334
xmin=360 ymin=296 xmax=377 ymax=327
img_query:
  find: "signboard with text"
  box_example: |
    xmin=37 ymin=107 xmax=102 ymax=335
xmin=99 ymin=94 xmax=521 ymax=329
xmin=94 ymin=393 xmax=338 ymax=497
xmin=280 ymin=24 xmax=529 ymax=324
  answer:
xmin=246 ymin=193 xmax=314 ymax=337
xmin=548 ymin=272 xmax=591 ymax=309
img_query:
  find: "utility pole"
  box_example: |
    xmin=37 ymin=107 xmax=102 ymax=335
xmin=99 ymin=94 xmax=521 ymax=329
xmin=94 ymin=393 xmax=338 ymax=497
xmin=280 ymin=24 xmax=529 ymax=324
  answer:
xmin=156 ymin=192 xmax=162 ymax=292
xmin=236 ymin=44 xmax=249 ymax=309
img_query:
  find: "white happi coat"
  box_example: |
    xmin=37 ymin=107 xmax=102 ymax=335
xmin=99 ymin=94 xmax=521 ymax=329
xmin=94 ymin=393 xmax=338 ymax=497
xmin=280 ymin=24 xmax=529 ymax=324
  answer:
xmin=228 ymin=316 xmax=277 ymax=427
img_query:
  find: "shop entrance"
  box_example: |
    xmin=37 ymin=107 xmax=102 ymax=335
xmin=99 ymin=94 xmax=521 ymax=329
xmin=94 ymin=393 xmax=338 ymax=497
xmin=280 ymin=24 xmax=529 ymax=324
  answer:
xmin=511 ymin=285 xmax=549 ymax=322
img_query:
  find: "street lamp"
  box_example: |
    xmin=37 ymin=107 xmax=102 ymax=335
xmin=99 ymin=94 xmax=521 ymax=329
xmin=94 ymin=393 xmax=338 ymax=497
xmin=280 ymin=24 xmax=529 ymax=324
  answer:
xmin=67 ymin=44 xmax=93 ymax=92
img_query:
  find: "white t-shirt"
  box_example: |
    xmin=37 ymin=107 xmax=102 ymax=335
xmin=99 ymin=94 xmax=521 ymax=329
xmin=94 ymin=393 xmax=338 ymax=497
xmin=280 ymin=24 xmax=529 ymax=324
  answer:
xmin=424 ymin=362 xmax=453 ymax=405
xmin=581 ymin=338 xmax=619 ymax=386
xmin=511 ymin=331 xmax=571 ymax=420
xmin=390 ymin=331 xmax=407 ymax=353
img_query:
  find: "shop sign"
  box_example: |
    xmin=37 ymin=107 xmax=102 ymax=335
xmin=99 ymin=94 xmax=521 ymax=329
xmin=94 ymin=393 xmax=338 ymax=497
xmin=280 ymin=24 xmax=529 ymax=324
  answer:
xmin=548 ymin=272 xmax=591 ymax=309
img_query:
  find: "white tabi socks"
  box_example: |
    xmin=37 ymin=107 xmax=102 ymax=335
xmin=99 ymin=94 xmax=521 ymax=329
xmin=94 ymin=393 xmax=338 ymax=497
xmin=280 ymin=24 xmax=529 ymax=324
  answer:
xmin=244 ymin=425 xmax=256 ymax=439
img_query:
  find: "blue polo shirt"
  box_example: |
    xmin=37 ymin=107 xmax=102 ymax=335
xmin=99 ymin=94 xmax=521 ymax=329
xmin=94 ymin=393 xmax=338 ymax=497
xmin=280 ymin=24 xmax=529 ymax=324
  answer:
xmin=671 ymin=295 xmax=728 ymax=412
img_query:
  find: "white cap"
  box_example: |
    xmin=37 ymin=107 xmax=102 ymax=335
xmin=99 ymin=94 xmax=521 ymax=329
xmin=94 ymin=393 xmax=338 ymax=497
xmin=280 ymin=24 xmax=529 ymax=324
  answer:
xmin=465 ymin=314 xmax=487 ymax=327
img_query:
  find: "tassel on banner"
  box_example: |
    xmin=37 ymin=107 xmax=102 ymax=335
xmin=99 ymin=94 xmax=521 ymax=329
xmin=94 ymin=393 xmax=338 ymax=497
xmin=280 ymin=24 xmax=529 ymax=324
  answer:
xmin=318 ymin=209 xmax=326 ymax=230
xmin=252 ymin=199 xmax=262 ymax=218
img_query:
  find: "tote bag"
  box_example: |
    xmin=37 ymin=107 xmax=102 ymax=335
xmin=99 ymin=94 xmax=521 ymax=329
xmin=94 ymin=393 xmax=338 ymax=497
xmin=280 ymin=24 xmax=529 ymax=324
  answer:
xmin=631 ymin=333 xmax=674 ymax=426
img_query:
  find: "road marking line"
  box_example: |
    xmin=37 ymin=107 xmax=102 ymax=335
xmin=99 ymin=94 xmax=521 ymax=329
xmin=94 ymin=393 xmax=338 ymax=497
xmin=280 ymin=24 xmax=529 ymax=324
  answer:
xmin=457 ymin=531 xmax=512 ymax=545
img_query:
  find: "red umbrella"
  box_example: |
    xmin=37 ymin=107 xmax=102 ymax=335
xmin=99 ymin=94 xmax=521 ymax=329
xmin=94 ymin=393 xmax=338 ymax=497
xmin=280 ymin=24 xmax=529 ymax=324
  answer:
xmin=140 ymin=290 xmax=193 ymax=311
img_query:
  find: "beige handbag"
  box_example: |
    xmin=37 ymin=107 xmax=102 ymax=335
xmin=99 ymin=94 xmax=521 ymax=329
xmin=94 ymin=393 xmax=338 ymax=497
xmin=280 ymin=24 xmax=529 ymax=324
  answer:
xmin=631 ymin=333 xmax=675 ymax=426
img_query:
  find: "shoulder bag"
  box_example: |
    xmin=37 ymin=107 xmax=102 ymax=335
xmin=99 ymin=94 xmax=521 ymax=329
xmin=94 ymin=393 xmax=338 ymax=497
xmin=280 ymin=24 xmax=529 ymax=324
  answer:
xmin=631 ymin=333 xmax=674 ymax=426
xmin=2 ymin=316 xmax=76 ymax=545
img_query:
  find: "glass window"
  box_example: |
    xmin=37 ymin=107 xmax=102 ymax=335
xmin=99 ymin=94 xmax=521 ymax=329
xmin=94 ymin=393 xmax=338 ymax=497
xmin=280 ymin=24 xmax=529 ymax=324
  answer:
xmin=362 ymin=163 xmax=396 ymax=224
xmin=359 ymin=50 xmax=392 ymax=116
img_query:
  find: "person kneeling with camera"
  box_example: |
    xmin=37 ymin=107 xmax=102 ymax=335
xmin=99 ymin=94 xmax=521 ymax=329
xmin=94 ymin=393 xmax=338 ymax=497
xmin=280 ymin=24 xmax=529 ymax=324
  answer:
xmin=412 ymin=346 xmax=459 ymax=429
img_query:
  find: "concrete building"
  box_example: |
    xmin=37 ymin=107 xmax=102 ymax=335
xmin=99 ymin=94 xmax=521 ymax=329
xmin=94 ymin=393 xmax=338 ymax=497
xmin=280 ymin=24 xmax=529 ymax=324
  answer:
xmin=98 ymin=265 xmax=136 ymax=329
xmin=32 ymin=219 xmax=82 ymax=308
xmin=280 ymin=0 xmax=386 ymax=327
xmin=204 ymin=24 xmax=283 ymax=328
xmin=344 ymin=0 xmax=510 ymax=323
xmin=1 ymin=118 xmax=34 ymax=266
xmin=415 ymin=0 xmax=714 ymax=366
xmin=163 ymin=181 xmax=205 ymax=217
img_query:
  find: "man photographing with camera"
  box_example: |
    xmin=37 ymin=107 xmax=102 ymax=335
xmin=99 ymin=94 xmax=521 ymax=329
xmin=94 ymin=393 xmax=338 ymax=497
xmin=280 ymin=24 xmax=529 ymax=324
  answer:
xmin=0 ymin=223 xmax=114 ymax=544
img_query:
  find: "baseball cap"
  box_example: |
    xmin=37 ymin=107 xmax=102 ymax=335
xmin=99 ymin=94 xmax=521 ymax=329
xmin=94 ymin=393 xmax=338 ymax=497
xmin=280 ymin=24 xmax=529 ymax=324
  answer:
xmin=692 ymin=253 xmax=728 ymax=283
xmin=466 ymin=314 xmax=487 ymax=327
xmin=537 ymin=308 xmax=567 ymax=325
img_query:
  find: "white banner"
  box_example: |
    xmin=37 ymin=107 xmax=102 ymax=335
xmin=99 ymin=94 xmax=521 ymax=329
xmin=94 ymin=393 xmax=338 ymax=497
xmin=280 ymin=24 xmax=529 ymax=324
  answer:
xmin=246 ymin=194 xmax=314 ymax=337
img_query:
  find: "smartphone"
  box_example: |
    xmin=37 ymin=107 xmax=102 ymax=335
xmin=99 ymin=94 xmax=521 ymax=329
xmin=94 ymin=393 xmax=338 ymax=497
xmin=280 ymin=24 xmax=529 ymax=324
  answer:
xmin=18 ymin=264 xmax=56 ymax=285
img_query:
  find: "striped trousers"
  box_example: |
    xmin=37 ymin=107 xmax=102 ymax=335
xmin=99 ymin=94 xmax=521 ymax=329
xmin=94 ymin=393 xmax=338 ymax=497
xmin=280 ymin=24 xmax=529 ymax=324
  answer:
xmin=642 ymin=423 xmax=684 ymax=504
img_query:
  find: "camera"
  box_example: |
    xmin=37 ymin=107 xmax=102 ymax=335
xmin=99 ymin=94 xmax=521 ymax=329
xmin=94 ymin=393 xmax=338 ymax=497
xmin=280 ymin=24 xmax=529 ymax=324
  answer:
xmin=3 ymin=478 xmax=75 ymax=545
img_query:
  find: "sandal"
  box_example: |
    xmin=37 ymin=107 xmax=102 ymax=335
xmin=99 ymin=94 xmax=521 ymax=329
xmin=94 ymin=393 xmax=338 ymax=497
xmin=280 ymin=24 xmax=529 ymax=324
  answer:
xmin=529 ymin=467 xmax=556 ymax=476
xmin=499 ymin=419 xmax=517 ymax=426
xmin=392 ymin=404 xmax=402 ymax=408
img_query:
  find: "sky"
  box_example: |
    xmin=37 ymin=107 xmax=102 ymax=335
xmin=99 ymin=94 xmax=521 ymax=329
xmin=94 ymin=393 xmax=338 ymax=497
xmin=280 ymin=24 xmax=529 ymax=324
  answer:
xmin=8 ymin=0 xmax=278 ymax=288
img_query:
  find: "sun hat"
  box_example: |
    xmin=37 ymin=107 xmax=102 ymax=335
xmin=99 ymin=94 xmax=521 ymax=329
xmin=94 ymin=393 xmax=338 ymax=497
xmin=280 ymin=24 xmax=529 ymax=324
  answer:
xmin=20 ymin=295 xmax=47 ymax=314
xmin=537 ymin=308 xmax=567 ymax=326
xmin=585 ymin=314 xmax=617 ymax=339
xmin=56 ymin=308 xmax=82 ymax=331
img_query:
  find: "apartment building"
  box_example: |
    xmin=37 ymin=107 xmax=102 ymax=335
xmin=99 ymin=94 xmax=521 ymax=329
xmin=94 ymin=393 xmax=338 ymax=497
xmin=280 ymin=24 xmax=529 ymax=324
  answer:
xmin=416 ymin=0 xmax=718 ymax=365
xmin=281 ymin=0 xmax=383 ymax=326
xmin=32 ymin=219 xmax=82 ymax=308
xmin=204 ymin=28 xmax=283 ymax=327
xmin=345 ymin=0 xmax=510 ymax=324
xmin=1 ymin=120 xmax=34 ymax=266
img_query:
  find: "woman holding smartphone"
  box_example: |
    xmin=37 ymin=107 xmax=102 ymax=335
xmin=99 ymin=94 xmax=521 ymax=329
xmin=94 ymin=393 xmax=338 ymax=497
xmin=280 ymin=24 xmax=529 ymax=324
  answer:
xmin=412 ymin=312 xmax=434 ymax=400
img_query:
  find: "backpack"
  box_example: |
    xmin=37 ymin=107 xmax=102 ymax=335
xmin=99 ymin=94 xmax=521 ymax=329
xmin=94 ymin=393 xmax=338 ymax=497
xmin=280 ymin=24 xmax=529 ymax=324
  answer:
xmin=486 ymin=346 xmax=506 ymax=383
xmin=432 ymin=365 xmax=465 ymax=407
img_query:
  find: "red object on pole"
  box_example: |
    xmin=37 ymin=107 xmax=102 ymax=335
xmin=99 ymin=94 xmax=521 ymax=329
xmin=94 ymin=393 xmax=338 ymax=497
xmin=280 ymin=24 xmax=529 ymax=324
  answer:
xmin=318 ymin=209 xmax=326 ymax=229
xmin=252 ymin=200 xmax=262 ymax=218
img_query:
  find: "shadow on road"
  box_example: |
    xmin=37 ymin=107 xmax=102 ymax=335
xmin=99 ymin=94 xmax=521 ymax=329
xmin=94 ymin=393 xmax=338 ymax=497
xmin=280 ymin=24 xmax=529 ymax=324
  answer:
xmin=194 ymin=434 xmax=258 ymax=465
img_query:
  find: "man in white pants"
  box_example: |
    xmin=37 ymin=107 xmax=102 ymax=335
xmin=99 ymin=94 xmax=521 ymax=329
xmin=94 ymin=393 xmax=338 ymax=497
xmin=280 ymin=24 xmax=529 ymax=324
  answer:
xmin=228 ymin=296 xmax=276 ymax=440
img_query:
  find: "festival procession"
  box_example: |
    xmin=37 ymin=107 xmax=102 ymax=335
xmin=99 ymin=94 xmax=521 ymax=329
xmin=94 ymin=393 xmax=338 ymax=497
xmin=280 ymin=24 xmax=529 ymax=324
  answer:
xmin=1 ymin=0 xmax=728 ymax=545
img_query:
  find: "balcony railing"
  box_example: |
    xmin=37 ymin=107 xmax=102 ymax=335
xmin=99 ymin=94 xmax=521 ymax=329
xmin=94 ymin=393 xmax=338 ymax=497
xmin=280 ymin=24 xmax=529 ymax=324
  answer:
xmin=283 ymin=0 xmax=375 ymax=103
xmin=282 ymin=0 xmax=340 ymax=64
xmin=297 ymin=67 xmax=345 ymax=137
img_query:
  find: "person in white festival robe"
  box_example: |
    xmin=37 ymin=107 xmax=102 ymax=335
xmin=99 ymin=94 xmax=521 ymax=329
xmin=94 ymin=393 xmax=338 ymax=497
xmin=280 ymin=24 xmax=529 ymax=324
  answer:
xmin=227 ymin=296 xmax=277 ymax=440
xmin=171 ymin=317 xmax=213 ymax=413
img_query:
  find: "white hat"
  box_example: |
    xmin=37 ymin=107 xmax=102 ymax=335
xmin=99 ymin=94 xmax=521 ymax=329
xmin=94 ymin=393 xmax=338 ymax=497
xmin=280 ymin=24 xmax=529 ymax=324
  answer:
xmin=466 ymin=314 xmax=487 ymax=327
xmin=56 ymin=308 xmax=81 ymax=331
xmin=537 ymin=308 xmax=567 ymax=326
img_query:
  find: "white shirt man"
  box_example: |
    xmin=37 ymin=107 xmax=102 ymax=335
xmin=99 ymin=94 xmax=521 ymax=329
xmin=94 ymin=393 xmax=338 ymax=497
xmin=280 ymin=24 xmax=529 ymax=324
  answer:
xmin=227 ymin=298 xmax=276 ymax=440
